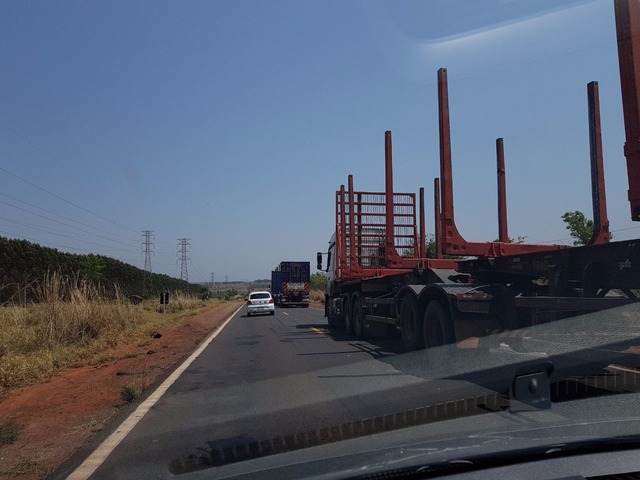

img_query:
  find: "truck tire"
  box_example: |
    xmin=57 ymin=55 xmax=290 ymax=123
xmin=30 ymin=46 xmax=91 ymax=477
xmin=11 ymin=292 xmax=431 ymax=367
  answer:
xmin=400 ymin=294 xmax=424 ymax=351
xmin=343 ymin=295 xmax=354 ymax=335
xmin=423 ymin=300 xmax=455 ymax=348
xmin=326 ymin=296 xmax=339 ymax=327
xmin=352 ymin=295 xmax=365 ymax=338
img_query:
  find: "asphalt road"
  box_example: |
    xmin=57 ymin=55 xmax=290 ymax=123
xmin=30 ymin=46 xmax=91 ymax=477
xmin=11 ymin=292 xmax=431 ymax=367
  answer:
xmin=62 ymin=302 xmax=640 ymax=479
xmin=61 ymin=305 xmax=498 ymax=479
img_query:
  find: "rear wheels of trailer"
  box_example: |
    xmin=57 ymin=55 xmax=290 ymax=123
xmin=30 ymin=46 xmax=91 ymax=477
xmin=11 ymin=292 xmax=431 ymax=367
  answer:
xmin=422 ymin=300 xmax=455 ymax=348
xmin=343 ymin=295 xmax=353 ymax=334
xmin=326 ymin=293 xmax=365 ymax=338
xmin=325 ymin=289 xmax=455 ymax=351
xmin=352 ymin=294 xmax=365 ymax=338
xmin=399 ymin=294 xmax=424 ymax=351
xmin=399 ymin=295 xmax=454 ymax=351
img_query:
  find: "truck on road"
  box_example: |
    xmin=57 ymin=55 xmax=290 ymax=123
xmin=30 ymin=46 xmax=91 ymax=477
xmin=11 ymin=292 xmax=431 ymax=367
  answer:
xmin=318 ymin=0 xmax=640 ymax=352
xmin=271 ymin=261 xmax=310 ymax=308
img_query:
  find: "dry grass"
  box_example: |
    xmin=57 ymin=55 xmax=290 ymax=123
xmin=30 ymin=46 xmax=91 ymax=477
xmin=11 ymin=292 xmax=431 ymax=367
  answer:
xmin=0 ymin=273 xmax=214 ymax=393
xmin=160 ymin=291 xmax=206 ymax=314
xmin=309 ymin=289 xmax=325 ymax=304
xmin=0 ymin=452 xmax=48 ymax=478
xmin=120 ymin=384 xmax=141 ymax=403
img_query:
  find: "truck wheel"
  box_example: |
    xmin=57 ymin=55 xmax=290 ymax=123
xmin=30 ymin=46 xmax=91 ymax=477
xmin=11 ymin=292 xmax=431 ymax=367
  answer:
xmin=327 ymin=297 xmax=339 ymax=327
xmin=343 ymin=295 xmax=354 ymax=334
xmin=352 ymin=296 xmax=365 ymax=338
xmin=325 ymin=297 xmax=334 ymax=326
xmin=400 ymin=294 xmax=424 ymax=351
xmin=423 ymin=300 xmax=455 ymax=348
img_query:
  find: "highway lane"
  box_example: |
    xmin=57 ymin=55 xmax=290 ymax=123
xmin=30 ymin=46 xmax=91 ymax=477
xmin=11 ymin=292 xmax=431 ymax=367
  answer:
xmin=69 ymin=305 xmax=499 ymax=479
xmin=64 ymin=303 xmax=640 ymax=479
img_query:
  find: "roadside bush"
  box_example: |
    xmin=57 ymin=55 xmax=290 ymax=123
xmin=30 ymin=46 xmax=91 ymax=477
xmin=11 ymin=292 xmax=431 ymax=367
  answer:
xmin=309 ymin=290 xmax=325 ymax=303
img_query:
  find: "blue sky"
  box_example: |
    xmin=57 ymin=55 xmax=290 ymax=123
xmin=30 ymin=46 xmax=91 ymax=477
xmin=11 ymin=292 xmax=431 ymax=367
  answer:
xmin=1 ymin=0 xmax=637 ymax=282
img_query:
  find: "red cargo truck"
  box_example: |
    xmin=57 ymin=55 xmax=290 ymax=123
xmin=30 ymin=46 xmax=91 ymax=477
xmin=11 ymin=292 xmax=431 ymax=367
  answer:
xmin=318 ymin=0 xmax=640 ymax=351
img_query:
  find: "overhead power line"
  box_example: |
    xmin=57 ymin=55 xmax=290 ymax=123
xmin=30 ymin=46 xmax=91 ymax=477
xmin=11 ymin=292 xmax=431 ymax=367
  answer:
xmin=0 ymin=199 xmax=139 ymax=247
xmin=0 ymin=165 xmax=139 ymax=235
xmin=0 ymin=230 xmax=98 ymax=255
xmin=0 ymin=192 xmax=139 ymax=246
xmin=0 ymin=219 xmax=135 ymax=252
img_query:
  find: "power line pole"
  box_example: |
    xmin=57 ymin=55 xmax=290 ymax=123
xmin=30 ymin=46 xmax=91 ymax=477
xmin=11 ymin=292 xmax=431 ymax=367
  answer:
xmin=141 ymin=230 xmax=154 ymax=294
xmin=210 ymin=272 xmax=215 ymax=286
xmin=177 ymin=238 xmax=191 ymax=282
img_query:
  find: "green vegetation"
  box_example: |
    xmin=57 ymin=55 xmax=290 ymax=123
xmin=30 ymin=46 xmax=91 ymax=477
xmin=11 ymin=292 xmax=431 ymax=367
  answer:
xmin=0 ymin=236 xmax=201 ymax=303
xmin=309 ymin=273 xmax=328 ymax=304
xmin=562 ymin=211 xmax=593 ymax=245
xmin=310 ymin=272 xmax=327 ymax=291
xmin=562 ymin=211 xmax=612 ymax=245
xmin=424 ymin=234 xmax=464 ymax=259
xmin=120 ymin=384 xmax=141 ymax=403
xmin=492 ymin=236 xmax=527 ymax=244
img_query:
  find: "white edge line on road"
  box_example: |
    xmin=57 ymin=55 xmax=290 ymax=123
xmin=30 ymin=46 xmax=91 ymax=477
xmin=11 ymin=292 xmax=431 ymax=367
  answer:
xmin=66 ymin=303 xmax=244 ymax=480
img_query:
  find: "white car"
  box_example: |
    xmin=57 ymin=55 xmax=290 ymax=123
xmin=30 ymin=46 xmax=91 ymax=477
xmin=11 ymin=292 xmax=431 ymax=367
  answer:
xmin=246 ymin=291 xmax=275 ymax=316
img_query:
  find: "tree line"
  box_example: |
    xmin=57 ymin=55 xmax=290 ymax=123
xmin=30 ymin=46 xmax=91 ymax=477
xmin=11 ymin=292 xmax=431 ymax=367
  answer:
xmin=0 ymin=236 xmax=201 ymax=302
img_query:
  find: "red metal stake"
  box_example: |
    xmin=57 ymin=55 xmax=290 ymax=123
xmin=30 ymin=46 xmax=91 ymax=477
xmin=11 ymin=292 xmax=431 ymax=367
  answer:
xmin=615 ymin=0 xmax=640 ymax=220
xmin=437 ymin=68 xmax=568 ymax=257
xmin=496 ymin=138 xmax=509 ymax=243
xmin=419 ymin=187 xmax=426 ymax=260
xmin=434 ymin=178 xmax=441 ymax=259
xmin=384 ymin=131 xmax=401 ymax=266
xmin=437 ymin=68 xmax=466 ymax=255
xmin=587 ymin=81 xmax=610 ymax=244
xmin=348 ymin=175 xmax=358 ymax=270
xmin=339 ymin=184 xmax=347 ymax=278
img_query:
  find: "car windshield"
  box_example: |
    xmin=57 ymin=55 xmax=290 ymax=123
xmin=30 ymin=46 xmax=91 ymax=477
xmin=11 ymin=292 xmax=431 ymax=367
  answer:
xmin=2 ymin=1 xmax=640 ymax=479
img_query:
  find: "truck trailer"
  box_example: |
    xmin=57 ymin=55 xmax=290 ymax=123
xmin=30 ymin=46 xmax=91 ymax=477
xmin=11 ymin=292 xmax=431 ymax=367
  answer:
xmin=318 ymin=0 xmax=640 ymax=352
xmin=271 ymin=261 xmax=310 ymax=307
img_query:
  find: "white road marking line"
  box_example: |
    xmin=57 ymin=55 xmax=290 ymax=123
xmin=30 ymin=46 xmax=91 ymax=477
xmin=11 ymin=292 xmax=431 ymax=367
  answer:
xmin=281 ymin=311 xmax=289 ymax=316
xmin=66 ymin=304 xmax=244 ymax=480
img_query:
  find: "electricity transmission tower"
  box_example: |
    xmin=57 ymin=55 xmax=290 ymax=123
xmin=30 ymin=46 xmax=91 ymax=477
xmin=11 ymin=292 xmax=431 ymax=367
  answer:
xmin=141 ymin=230 xmax=154 ymax=293
xmin=177 ymin=238 xmax=191 ymax=282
